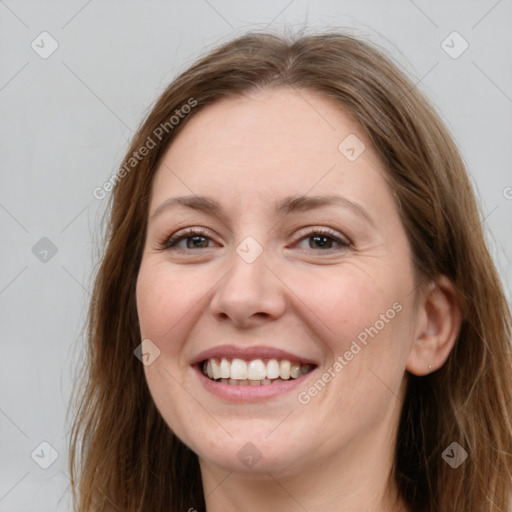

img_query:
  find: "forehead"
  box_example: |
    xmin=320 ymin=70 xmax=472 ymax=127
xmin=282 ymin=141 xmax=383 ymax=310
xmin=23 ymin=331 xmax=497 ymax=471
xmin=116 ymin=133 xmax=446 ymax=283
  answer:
xmin=150 ymin=87 xmax=389 ymax=210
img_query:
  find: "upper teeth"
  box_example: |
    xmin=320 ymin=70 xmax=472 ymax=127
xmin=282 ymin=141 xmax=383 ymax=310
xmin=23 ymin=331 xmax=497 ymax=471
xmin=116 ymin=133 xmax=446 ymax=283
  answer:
xmin=202 ymin=358 xmax=312 ymax=381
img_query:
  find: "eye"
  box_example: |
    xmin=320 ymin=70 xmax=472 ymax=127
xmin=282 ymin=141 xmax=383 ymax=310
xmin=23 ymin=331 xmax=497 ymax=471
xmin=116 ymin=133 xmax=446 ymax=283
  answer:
xmin=292 ymin=228 xmax=351 ymax=251
xmin=160 ymin=228 xmax=216 ymax=251
xmin=159 ymin=227 xmax=351 ymax=253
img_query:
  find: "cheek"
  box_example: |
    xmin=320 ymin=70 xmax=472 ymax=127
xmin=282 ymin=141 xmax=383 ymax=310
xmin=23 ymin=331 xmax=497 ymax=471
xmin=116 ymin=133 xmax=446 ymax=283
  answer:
xmin=293 ymin=262 xmax=401 ymax=332
xmin=299 ymin=262 xmax=414 ymax=375
xmin=135 ymin=260 xmax=197 ymax=365
xmin=136 ymin=262 xmax=201 ymax=439
xmin=297 ymin=268 xmax=412 ymax=418
xmin=137 ymin=260 xmax=196 ymax=335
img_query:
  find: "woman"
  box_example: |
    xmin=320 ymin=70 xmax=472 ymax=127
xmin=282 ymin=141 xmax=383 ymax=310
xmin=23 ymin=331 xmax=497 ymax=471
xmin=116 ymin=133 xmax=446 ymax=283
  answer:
xmin=69 ymin=30 xmax=512 ymax=512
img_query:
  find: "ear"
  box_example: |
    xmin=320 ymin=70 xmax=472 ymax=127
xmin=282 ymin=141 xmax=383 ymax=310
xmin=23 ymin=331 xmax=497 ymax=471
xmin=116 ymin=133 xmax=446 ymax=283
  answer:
xmin=406 ymin=275 xmax=462 ymax=376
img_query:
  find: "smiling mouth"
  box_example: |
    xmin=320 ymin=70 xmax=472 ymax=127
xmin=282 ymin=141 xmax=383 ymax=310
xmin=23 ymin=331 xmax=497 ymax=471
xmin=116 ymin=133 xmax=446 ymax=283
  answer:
xmin=201 ymin=357 xmax=315 ymax=386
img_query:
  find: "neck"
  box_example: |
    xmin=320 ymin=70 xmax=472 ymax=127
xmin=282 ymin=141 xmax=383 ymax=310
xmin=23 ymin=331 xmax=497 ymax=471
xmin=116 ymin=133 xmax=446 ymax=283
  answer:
xmin=201 ymin=468 xmax=409 ymax=512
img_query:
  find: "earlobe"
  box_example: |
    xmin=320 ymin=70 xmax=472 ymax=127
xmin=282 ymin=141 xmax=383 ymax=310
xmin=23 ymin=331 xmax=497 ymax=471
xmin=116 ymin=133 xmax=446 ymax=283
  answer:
xmin=406 ymin=275 xmax=462 ymax=376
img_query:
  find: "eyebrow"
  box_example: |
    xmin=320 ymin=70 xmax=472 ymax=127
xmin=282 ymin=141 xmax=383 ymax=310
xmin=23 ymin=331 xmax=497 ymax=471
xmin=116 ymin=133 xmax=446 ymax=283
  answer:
xmin=150 ymin=194 xmax=375 ymax=226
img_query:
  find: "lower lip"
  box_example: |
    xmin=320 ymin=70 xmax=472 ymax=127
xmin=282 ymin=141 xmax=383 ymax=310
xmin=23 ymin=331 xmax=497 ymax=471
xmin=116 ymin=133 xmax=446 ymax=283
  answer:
xmin=193 ymin=365 xmax=316 ymax=402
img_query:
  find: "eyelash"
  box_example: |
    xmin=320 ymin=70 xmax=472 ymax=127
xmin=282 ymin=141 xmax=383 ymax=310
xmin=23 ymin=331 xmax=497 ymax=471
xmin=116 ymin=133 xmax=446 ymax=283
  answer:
xmin=159 ymin=227 xmax=351 ymax=253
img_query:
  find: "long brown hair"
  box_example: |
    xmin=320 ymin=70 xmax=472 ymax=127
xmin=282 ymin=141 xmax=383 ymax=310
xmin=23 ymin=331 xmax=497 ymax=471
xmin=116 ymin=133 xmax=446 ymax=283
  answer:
xmin=68 ymin=30 xmax=512 ymax=512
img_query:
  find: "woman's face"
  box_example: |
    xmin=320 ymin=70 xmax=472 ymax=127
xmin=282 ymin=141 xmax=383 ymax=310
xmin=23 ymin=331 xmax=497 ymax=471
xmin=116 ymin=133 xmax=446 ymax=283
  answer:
xmin=136 ymin=87 xmax=420 ymax=477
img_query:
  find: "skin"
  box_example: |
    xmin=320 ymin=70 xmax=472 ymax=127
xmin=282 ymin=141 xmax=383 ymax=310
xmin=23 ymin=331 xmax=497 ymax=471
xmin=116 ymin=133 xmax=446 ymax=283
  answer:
xmin=135 ymin=87 xmax=461 ymax=512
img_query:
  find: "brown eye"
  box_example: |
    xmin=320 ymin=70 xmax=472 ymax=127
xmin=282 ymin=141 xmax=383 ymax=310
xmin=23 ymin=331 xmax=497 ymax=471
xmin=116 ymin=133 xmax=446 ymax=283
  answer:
xmin=182 ymin=235 xmax=210 ymax=249
xmin=294 ymin=229 xmax=350 ymax=252
xmin=161 ymin=228 xmax=216 ymax=251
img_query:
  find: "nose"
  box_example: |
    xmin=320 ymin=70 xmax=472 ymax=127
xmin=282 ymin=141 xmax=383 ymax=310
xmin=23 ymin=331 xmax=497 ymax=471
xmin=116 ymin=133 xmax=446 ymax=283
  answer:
xmin=209 ymin=244 xmax=286 ymax=329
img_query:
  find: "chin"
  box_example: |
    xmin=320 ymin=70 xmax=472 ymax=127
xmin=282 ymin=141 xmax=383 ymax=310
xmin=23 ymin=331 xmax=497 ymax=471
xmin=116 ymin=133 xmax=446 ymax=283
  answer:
xmin=186 ymin=427 xmax=314 ymax=477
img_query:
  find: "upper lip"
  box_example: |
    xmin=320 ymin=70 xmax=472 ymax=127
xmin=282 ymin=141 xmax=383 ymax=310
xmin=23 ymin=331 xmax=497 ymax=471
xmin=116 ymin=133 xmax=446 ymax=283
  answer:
xmin=191 ymin=345 xmax=319 ymax=366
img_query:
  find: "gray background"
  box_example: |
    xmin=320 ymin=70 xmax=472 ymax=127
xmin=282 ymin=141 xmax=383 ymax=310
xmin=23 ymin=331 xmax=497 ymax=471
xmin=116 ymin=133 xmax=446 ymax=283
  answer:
xmin=1 ymin=1 xmax=511 ymax=510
